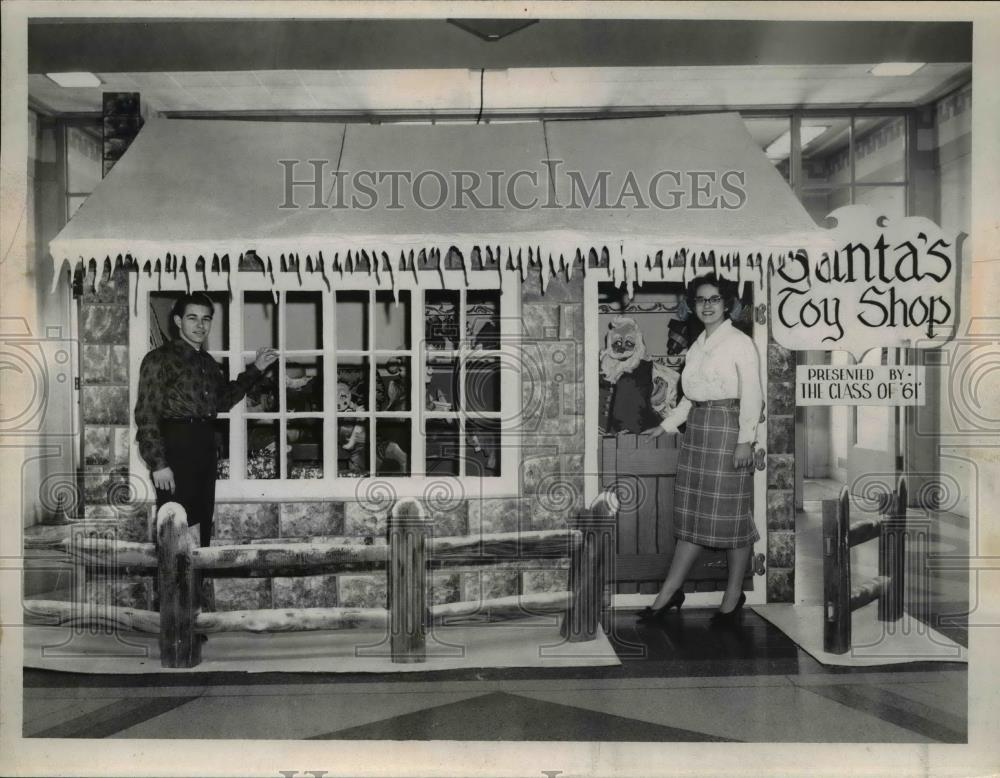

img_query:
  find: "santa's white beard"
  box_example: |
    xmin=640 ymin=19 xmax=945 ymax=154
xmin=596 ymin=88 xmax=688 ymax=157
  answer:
xmin=600 ymin=348 xmax=645 ymax=384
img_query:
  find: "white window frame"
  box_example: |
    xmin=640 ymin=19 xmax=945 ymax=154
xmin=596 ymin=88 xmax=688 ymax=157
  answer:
xmin=129 ymin=270 xmax=520 ymax=500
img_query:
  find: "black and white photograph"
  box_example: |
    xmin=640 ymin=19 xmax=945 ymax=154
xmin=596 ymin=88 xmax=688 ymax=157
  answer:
xmin=1 ymin=2 xmax=998 ymax=776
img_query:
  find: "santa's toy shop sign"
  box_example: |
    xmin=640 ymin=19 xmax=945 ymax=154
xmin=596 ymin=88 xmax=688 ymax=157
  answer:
xmin=770 ymin=205 xmax=960 ymax=357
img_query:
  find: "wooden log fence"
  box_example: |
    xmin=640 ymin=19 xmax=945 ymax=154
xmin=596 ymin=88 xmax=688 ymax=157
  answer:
xmin=562 ymin=493 xmax=616 ymax=643
xmin=24 ymin=494 xmax=617 ymax=668
xmin=157 ymin=503 xmax=201 ymax=667
xmin=823 ymin=477 xmax=907 ymax=654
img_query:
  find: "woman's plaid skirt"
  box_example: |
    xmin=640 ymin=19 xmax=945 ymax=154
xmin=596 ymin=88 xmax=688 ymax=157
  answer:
xmin=673 ymin=400 xmax=759 ymax=549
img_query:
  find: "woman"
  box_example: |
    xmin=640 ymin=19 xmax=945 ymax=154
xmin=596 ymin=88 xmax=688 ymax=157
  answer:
xmin=639 ymin=273 xmax=763 ymax=626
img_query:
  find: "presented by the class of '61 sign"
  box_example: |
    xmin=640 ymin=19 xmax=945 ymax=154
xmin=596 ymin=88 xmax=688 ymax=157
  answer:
xmin=796 ymin=364 xmax=927 ymax=406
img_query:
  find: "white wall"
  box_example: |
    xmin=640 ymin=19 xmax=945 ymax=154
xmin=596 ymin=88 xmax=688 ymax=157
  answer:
xmin=929 ymin=85 xmax=973 ymax=518
xmin=829 ymin=350 xmax=851 ymax=482
xmin=15 ymin=112 xmax=78 ymax=526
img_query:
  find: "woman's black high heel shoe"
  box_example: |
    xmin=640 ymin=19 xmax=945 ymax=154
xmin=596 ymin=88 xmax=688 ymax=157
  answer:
xmin=636 ymin=589 xmax=685 ymax=622
xmin=709 ymin=592 xmax=746 ymax=627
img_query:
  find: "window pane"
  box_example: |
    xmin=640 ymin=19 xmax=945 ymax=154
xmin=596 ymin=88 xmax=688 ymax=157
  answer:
xmin=854 ymin=185 xmax=906 ymax=220
xmin=338 ymin=418 xmax=369 ymax=477
xmin=741 ymin=116 xmax=791 ymax=182
xmin=286 ymin=356 xmax=323 ymax=412
xmin=425 ymin=358 xmax=458 ymax=412
xmin=376 ymin=419 xmax=410 ymax=476
xmin=244 ymin=356 xmax=278 ymax=412
xmin=467 ymin=290 xmax=500 ymax=350
xmin=801 ymin=117 xmax=851 ymax=188
xmin=286 ymin=291 xmax=323 ymax=350
xmin=337 ymin=356 xmax=369 ymax=412
xmin=465 ymin=357 xmax=500 ymax=413
xmin=246 ymin=420 xmax=279 ymax=479
xmin=214 ymin=419 xmax=230 ymax=480
xmin=244 ymin=291 xmax=278 ymax=350
xmin=336 ymin=291 xmax=369 ymax=350
xmin=466 ymin=420 xmax=500 ymax=477
xmin=376 ymin=357 xmax=410 ymax=412
xmin=800 ymin=188 xmax=850 ymax=227
xmin=425 ymin=419 xmax=460 ymax=475
xmin=425 ymin=290 xmax=460 ymax=351
xmin=204 ymin=295 xmax=230 ymax=352
xmin=854 ymin=116 xmax=906 ymax=184
xmin=288 ymin=419 xmax=323 ymax=479
xmin=375 ymin=290 xmax=410 ymax=350
xmin=66 ymin=123 xmax=102 ymax=193
xmin=148 ymin=293 xmax=175 ymax=347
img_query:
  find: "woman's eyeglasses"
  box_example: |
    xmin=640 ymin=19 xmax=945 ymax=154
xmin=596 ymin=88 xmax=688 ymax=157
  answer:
xmin=694 ymin=295 xmax=723 ymax=307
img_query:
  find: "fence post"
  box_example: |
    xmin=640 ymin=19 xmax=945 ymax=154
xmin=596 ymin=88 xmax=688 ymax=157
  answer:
xmin=156 ymin=502 xmax=200 ymax=668
xmin=389 ymin=499 xmax=428 ymax=663
xmin=822 ymin=489 xmax=851 ymax=654
xmin=564 ymin=493 xmax=616 ymax=642
xmin=879 ymin=477 xmax=907 ymax=623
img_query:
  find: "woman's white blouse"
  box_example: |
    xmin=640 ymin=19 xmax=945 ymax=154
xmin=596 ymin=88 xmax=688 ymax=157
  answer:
xmin=659 ymin=319 xmax=763 ymax=444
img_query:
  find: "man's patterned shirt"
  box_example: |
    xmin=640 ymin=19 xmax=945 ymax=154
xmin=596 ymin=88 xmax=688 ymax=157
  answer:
xmin=134 ymin=338 xmax=261 ymax=471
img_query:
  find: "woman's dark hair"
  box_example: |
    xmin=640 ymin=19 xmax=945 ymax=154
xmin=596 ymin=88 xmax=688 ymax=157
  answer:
xmin=168 ymin=293 xmax=215 ymax=338
xmin=685 ymin=272 xmax=738 ymax=316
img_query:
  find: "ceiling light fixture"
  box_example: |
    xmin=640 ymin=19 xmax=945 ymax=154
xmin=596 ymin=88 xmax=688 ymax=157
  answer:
xmin=869 ymin=62 xmax=925 ymax=77
xmin=764 ymin=125 xmax=829 ymax=160
xmin=46 ymin=72 xmax=102 ymax=88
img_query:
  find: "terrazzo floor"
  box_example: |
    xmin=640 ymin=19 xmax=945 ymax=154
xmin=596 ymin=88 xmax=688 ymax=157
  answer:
xmin=21 ymin=483 xmax=969 ymax=743
xmin=22 ymin=605 xmax=967 ymax=742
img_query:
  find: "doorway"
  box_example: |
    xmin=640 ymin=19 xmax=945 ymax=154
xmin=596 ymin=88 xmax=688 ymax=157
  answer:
xmin=594 ymin=281 xmax=760 ymax=597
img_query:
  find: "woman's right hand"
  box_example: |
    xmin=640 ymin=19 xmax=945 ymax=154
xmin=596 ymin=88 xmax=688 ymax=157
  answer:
xmin=152 ymin=466 xmax=175 ymax=493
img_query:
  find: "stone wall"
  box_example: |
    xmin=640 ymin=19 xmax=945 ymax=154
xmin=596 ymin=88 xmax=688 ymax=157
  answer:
xmin=766 ymin=324 xmax=796 ymax=603
xmin=519 ymin=260 xmax=586 ymax=534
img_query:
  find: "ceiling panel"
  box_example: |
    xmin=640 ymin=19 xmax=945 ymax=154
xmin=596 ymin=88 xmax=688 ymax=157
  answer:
xmin=29 ymin=64 xmax=970 ymax=116
xmin=27 ymin=19 xmax=972 ymax=73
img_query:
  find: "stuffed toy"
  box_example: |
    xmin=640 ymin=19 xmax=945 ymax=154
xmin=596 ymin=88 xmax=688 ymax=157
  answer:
xmin=375 ymin=358 xmax=407 ymax=411
xmin=598 ymin=316 xmax=679 ymax=435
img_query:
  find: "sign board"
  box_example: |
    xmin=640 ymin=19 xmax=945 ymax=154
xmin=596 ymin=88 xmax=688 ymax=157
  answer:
xmin=770 ymin=205 xmax=961 ymax=356
xmin=796 ymin=365 xmax=926 ymax=406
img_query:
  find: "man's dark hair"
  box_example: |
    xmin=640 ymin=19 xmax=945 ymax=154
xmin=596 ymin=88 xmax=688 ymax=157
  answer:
xmin=685 ymin=272 xmax=738 ymax=316
xmin=169 ymin=293 xmax=215 ymax=338
xmin=171 ymin=293 xmax=215 ymax=321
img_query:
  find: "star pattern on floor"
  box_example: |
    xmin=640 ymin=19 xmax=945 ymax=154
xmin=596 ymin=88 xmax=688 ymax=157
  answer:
xmin=21 ymin=610 xmax=967 ymax=743
xmin=309 ymin=691 xmax=736 ymax=741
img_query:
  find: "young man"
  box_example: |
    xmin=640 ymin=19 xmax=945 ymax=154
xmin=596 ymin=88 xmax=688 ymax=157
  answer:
xmin=135 ymin=292 xmax=278 ymax=549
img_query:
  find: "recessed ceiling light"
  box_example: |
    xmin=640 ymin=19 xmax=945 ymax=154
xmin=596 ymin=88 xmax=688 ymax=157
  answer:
xmin=869 ymin=62 xmax=925 ymax=77
xmin=764 ymin=126 xmax=828 ymax=161
xmin=46 ymin=72 xmax=102 ymax=88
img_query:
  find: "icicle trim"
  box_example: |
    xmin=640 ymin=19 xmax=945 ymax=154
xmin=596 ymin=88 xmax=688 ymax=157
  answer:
xmin=51 ymin=233 xmax=833 ymax=299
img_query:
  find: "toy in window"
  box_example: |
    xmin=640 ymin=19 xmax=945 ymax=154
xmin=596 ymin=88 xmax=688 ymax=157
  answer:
xmin=425 ymin=292 xmax=459 ymax=350
xmin=376 ymin=358 xmax=409 ymax=411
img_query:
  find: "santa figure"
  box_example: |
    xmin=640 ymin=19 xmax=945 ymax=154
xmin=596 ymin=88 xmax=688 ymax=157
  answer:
xmin=598 ymin=316 xmax=680 ymax=435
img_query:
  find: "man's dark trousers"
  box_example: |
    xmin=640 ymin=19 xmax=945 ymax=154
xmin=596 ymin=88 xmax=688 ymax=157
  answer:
xmin=154 ymin=419 xmax=217 ymax=549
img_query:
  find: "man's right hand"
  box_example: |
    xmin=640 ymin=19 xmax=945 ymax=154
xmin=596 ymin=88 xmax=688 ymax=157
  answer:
xmin=152 ymin=467 xmax=175 ymax=493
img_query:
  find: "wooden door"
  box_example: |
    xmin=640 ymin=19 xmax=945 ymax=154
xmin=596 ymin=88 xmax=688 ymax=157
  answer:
xmin=601 ymin=433 xmax=735 ymax=594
